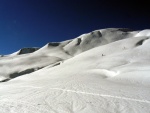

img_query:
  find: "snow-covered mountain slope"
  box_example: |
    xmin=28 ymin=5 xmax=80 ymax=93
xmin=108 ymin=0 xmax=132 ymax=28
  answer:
xmin=0 ymin=28 xmax=138 ymax=82
xmin=0 ymin=28 xmax=150 ymax=113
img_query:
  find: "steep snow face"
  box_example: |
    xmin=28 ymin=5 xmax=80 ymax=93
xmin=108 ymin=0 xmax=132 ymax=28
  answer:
xmin=1 ymin=28 xmax=150 ymax=113
xmin=0 ymin=28 xmax=138 ymax=82
xmin=63 ymin=28 xmax=137 ymax=56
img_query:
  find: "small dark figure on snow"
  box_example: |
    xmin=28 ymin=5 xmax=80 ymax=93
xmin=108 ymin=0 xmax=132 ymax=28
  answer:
xmin=102 ymin=54 xmax=105 ymax=56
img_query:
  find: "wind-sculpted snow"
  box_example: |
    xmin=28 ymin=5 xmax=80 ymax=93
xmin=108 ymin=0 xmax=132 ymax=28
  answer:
xmin=1 ymin=28 xmax=150 ymax=113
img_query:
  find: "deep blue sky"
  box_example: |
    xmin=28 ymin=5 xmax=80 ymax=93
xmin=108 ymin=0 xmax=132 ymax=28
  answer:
xmin=0 ymin=0 xmax=149 ymax=54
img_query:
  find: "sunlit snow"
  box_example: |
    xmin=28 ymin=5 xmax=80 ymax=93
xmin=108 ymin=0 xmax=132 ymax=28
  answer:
xmin=0 ymin=28 xmax=150 ymax=113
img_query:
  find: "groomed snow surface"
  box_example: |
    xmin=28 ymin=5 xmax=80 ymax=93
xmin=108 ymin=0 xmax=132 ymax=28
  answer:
xmin=0 ymin=28 xmax=150 ymax=113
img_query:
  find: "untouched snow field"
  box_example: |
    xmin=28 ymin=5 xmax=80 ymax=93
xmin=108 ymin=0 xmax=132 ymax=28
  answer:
xmin=0 ymin=28 xmax=150 ymax=113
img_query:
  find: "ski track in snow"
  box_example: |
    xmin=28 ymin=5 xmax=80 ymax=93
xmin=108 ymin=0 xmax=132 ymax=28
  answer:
xmin=49 ymin=88 xmax=150 ymax=104
xmin=1 ymin=85 xmax=150 ymax=104
xmin=0 ymin=99 xmax=51 ymax=113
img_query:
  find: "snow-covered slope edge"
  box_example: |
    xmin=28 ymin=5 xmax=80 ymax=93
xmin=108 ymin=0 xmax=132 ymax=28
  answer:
xmin=0 ymin=28 xmax=138 ymax=82
xmin=1 ymin=28 xmax=150 ymax=113
xmin=0 ymin=29 xmax=150 ymax=113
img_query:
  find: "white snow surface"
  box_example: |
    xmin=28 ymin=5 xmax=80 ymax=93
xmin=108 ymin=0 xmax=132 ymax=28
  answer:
xmin=0 ymin=28 xmax=150 ymax=113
